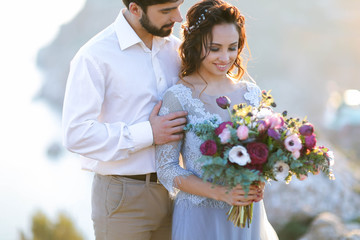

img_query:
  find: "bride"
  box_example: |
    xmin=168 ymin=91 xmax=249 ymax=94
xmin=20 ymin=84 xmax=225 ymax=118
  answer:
xmin=155 ymin=0 xmax=279 ymax=239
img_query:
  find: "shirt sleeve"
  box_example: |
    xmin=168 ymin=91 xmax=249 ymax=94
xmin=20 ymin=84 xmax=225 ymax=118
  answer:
xmin=155 ymin=89 xmax=193 ymax=197
xmin=62 ymin=53 xmax=153 ymax=162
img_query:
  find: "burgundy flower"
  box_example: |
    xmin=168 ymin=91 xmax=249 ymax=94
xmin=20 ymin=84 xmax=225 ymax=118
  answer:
xmin=216 ymin=96 xmax=231 ymax=109
xmin=299 ymin=123 xmax=314 ymax=136
xmin=246 ymin=142 xmax=269 ymax=165
xmin=245 ymin=163 xmax=263 ymax=173
xmin=200 ymin=140 xmax=217 ymax=156
xmin=267 ymin=128 xmax=281 ymax=140
xmin=215 ymin=121 xmax=233 ymax=136
xmin=304 ymin=134 xmax=317 ymax=150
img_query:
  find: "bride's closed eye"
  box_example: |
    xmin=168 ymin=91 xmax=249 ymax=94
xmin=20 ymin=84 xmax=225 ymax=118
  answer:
xmin=210 ymin=47 xmax=220 ymax=52
xmin=209 ymin=43 xmax=238 ymax=52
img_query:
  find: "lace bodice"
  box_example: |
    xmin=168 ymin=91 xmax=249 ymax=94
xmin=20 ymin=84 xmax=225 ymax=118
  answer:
xmin=155 ymin=81 xmax=261 ymax=208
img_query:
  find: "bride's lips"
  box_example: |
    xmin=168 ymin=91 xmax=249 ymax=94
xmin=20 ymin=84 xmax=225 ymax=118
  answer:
xmin=214 ymin=63 xmax=230 ymax=72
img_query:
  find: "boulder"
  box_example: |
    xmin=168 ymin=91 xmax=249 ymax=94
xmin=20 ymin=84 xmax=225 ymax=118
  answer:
xmin=299 ymin=212 xmax=360 ymax=240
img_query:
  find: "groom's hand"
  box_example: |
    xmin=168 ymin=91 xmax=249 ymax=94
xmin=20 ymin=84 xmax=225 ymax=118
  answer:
xmin=149 ymin=101 xmax=187 ymax=145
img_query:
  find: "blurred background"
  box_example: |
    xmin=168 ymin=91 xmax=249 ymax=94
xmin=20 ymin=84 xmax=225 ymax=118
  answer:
xmin=1 ymin=0 xmax=359 ymax=239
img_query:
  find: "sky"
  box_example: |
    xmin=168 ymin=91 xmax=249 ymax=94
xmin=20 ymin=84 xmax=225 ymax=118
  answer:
xmin=0 ymin=1 xmax=94 ymax=239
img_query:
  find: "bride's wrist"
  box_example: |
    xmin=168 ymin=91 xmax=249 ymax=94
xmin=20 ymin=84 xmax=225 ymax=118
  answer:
xmin=209 ymin=184 xmax=226 ymax=202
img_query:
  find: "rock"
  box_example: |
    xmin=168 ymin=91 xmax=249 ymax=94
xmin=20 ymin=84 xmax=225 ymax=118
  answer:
xmin=341 ymin=230 xmax=360 ymax=240
xmin=299 ymin=212 xmax=360 ymax=240
xmin=299 ymin=212 xmax=345 ymax=240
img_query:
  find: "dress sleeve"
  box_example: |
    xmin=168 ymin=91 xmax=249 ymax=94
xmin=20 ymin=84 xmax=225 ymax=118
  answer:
xmin=155 ymin=89 xmax=193 ymax=197
xmin=244 ymin=81 xmax=262 ymax=107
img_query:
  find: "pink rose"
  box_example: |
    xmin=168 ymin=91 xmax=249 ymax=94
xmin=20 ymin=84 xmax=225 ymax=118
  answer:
xmin=304 ymin=134 xmax=317 ymax=149
xmin=215 ymin=121 xmax=233 ymax=136
xmin=267 ymin=114 xmax=284 ymax=129
xmin=299 ymin=123 xmax=314 ymax=136
xmin=292 ymin=150 xmax=300 ymax=159
xmin=246 ymin=142 xmax=269 ymax=165
xmin=200 ymin=140 xmax=217 ymax=156
xmin=298 ymin=174 xmax=307 ymax=181
xmin=237 ymin=125 xmax=249 ymax=140
xmin=219 ymin=128 xmax=231 ymax=144
xmin=284 ymin=134 xmax=302 ymax=152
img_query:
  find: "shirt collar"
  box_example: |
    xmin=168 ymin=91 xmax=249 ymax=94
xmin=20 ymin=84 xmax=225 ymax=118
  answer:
xmin=114 ymin=9 xmax=171 ymax=51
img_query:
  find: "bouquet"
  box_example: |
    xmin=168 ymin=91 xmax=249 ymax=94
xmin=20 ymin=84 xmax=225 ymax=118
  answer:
xmin=185 ymin=90 xmax=335 ymax=228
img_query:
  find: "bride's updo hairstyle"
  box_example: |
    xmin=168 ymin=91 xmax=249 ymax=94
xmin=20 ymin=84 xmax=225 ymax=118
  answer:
xmin=179 ymin=0 xmax=246 ymax=79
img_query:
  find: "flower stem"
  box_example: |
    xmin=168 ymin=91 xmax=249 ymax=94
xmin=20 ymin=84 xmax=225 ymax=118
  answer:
xmin=226 ymin=107 xmax=233 ymax=122
xmin=226 ymin=203 xmax=254 ymax=228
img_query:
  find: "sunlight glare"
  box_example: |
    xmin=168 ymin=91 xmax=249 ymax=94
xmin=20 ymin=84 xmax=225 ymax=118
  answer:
xmin=344 ymin=89 xmax=360 ymax=106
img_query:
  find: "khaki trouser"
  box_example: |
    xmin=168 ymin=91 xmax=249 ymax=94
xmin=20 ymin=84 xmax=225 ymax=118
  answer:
xmin=91 ymin=174 xmax=172 ymax=240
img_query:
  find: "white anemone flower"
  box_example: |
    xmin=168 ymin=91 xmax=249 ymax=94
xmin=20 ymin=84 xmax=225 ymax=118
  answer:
xmin=229 ymin=146 xmax=251 ymax=166
xmin=273 ymin=161 xmax=290 ymax=181
xmin=256 ymin=108 xmax=273 ymax=119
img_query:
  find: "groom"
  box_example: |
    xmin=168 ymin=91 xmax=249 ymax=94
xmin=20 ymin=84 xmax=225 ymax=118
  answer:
xmin=62 ymin=0 xmax=186 ymax=239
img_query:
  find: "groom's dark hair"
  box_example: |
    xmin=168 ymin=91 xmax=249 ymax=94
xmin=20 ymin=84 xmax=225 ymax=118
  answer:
xmin=122 ymin=0 xmax=179 ymax=12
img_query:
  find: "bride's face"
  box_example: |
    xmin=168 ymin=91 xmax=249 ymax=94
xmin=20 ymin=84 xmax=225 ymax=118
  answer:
xmin=199 ymin=23 xmax=240 ymax=77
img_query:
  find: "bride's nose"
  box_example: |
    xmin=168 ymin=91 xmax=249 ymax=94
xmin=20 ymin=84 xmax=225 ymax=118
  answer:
xmin=218 ymin=51 xmax=230 ymax=62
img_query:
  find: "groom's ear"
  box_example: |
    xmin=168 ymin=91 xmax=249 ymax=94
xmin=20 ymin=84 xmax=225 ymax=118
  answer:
xmin=129 ymin=2 xmax=143 ymax=18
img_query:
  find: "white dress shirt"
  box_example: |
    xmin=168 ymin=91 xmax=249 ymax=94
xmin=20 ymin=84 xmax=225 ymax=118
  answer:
xmin=62 ymin=9 xmax=181 ymax=175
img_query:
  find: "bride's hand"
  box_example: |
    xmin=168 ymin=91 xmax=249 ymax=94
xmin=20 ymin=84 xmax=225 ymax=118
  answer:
xmin=217 ymin=183 xmax=265 ymax=206
xmin=253 ymin=181 xmax=265 ymax=202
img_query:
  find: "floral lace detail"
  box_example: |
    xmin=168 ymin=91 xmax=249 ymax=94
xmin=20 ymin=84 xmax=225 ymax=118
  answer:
xmin=244 ymin=81 xmax=261 ymax=107
xmin=155 ymin=143 xmax=191 ymax=198
xmin=160 ymin=106 xmax=170 ymax=115
xmin=156 ymin=83 xmax=260 ymax=209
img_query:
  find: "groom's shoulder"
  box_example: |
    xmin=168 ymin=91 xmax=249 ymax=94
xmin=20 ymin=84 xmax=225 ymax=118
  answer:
xmin=166 ymin=34 xmax=181 ymax=48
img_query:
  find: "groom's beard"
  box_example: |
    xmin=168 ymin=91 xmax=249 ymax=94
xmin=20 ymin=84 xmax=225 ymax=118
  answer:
xmin=140 ymin=13 xmax=173 ymax=37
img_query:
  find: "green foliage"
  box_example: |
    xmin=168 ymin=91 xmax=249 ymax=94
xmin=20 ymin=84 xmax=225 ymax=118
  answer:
xmin=19 ymin=210 xmax=84 ymax=240
xmin=276 ymin=215 xmax=314 ymax=240
xmin=350 ymin=216 xmax=360 ymax=224
xmin=199 ymin=154 xmax=263 ymax=194
xmin=184 ymin=117 xmax=219 ymax=141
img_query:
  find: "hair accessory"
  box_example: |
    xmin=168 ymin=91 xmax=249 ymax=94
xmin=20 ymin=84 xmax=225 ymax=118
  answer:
xmin=184 ymin=9 xmax=211 ymax=34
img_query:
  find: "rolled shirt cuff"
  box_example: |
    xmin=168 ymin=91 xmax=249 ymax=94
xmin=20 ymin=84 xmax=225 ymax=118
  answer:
xmin=128 ymin=121 xmax=154 ymax=151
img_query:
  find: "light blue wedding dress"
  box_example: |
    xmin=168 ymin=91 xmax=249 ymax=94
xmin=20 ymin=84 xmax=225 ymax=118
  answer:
xmin=156 ymin=81 xmax=279 ymax=240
